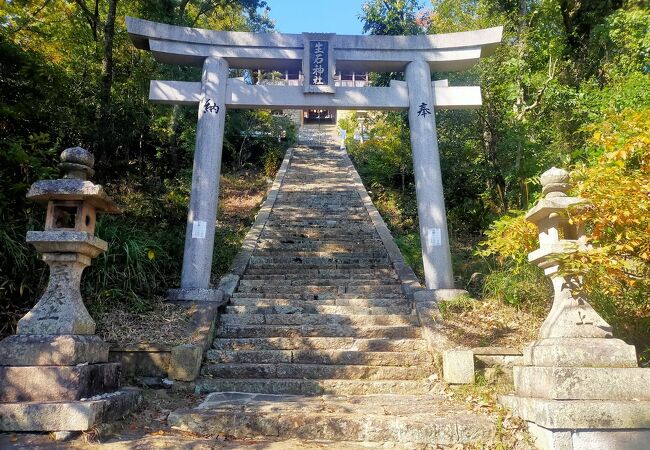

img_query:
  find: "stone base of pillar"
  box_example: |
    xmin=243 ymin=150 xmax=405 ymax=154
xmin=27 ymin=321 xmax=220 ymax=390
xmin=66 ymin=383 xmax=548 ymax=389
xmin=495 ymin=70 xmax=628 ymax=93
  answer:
xmin=500 ymin=395 xmax=650 ymax=450
xmin=0 ymin=334 xmax=108 ymax=366
xmin=0 ymin=389 xmax=141 ymax=432
xmin=413 ymin=288 xmax=470 ymax=303
xmin=0 ymin=334 xmax=141 ymax=432
xmin=167 ymin=287 xmax=225 ymax=303
xmin=500 ymin=337 xmax=650 ymax=449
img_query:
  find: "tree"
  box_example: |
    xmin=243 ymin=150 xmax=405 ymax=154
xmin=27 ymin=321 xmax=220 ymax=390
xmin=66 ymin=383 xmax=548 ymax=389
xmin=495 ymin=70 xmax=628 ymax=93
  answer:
xmin=360 ymin=0 xmax=424 ymax=35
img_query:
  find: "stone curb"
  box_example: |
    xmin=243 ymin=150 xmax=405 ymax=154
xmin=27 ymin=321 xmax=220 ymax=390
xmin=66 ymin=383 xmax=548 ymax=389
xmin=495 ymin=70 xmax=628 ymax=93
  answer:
xmin=215 ymin=147 xmax=295 ymax=299
xmin=340 ymin=149 xmax=422 ymax=300
xmin=109 ymin=301 xmax=220 ymax=381
xmin=339 ymin=147 xmax=455 ymax=358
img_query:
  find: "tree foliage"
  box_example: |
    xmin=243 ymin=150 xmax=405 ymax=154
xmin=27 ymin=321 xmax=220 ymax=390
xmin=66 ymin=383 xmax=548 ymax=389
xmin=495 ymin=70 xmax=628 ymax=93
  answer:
xmin=353 ymin=0 xmax=649 ymax=353
xmin=0 ymin=0 xmax=289 ymax=335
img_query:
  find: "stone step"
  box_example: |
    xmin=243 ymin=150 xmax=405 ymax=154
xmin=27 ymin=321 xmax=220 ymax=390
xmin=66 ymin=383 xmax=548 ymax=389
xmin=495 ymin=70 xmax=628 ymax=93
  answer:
xmin=248 ymin=256 xmax=391 ymax=265
xmin=195 ymin=378 xmax=437 ymax=396
xmin=229 ymin=298 xmax=409 ymax=308
xmin=252 ymin=252 xmax=389 ymax=260
xmin=219 ymin=314 xmax=418 ymax=327
xmin=212 ymin=337 xmax=428 ymax=352
xmin=230 ymin=292 xmax=404 ymax=300
xmin=254 ymin=245 xmax=386 ymax=253
xmin=264 ymin=219 xmax=370 ymax=227
xmin=260 ymin=230 xmax=378 ymax=240
xmin=237 ymin=279 xmax=399 ymax=288
xmin=225 ymin=304 xmax=411 ymax=315
xmin=272 ymin=205 xmax=366 ymax=211
xmin=206 ymin=349 xmax=433 ymax=366
xmin=236 ymin=285 xmax=402 ymax=295
xmin=168 ymin=393 xmax=495 ymax=445
xmin=270 ymin=209 xmax=368 ymax=215
xmin=246 ymin=261 xmax=392 ymax=273
xmin=216 ymin=324 xmax=420 ymax=339
xmin=201 ymin=363 xmax=430 ymax=380
xmin=243 ymin=268 xmax=396 ymax=277
xmin=242 ymin=274 xmax=398 ymax=282
xmin=256 ymin=239 xmax=384 ymax=248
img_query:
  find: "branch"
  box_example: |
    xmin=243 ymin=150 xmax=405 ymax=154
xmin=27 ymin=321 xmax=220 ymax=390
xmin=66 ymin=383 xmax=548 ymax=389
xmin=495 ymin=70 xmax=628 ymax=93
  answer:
xmin=11 ymin=0 xmax=52 ymax=34
xmin=191 ymin=0 xmax=218 ymax=27
xmin=516 ymin=56 xmax=558 ymax=121
xmin=73 ymin=0 xmax=99 ymax=41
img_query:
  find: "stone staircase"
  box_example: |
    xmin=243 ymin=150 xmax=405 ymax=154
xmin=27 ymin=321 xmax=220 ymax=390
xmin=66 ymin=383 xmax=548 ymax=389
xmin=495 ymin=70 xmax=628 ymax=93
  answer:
xmin=297 ymin=123 xmax=340 ymax=146
xmin=168 ymin=144 xmax=495 ymax=446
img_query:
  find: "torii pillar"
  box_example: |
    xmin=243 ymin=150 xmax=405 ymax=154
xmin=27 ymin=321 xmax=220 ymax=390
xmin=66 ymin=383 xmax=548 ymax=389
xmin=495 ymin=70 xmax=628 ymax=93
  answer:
xmin=168 ymin=57 xmax=229 ymax=302
xmin=406 ymin=60 xmax=456 ymax=292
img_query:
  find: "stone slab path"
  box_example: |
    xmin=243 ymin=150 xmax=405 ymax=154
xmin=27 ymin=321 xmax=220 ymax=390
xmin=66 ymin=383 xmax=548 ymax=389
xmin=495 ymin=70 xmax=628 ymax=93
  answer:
xmin=169 ymin=144 xmax=496 ymax=446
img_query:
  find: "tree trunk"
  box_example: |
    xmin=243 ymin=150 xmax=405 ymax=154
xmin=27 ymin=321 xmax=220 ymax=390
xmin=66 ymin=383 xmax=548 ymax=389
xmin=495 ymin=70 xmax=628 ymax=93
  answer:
xmin=482 ymin=116 xmax=507 ymax=213
xmin=168 ymin=105 xmax=181 ymax=174
xmin=96 ymin=0 xmax=118 ymax=167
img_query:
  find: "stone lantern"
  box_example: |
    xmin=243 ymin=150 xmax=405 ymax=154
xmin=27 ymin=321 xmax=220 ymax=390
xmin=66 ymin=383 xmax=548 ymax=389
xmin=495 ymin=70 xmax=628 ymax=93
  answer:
xmin=17 ymin=147 xmax=119 ymax=336
xmin=524 ymin=167 xmax=612 ymax=342
xmin=500 ymin=167 xmax=650 ymax=450
xmin=0 ymin=147 xmax=140 ymax=433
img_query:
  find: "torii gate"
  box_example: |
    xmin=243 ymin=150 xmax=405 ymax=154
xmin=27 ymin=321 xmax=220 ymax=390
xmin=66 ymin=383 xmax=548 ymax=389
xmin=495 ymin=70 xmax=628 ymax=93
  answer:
xmin=126 ymin=17 xmax=502 ymax=301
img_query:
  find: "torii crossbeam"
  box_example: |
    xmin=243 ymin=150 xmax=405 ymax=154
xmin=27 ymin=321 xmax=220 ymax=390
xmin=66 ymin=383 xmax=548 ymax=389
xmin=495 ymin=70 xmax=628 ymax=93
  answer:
xmin=126 ymin=17 xmax=503 ymax=301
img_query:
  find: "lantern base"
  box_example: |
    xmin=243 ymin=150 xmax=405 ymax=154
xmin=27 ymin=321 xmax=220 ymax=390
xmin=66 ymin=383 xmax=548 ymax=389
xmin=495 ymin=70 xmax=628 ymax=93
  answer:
xmin=0 ymin=389 xmax=141 ymax=432
xmin=0 ymin=334 xmax=108 ymax=366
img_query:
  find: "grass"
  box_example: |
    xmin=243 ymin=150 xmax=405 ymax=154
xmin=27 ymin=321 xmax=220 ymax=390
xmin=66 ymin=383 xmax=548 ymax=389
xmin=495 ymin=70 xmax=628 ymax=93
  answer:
xmin=368 ymin=183 xmax=550 ymax=352
xmin=92 ymin=169 xmax=270 ymax=346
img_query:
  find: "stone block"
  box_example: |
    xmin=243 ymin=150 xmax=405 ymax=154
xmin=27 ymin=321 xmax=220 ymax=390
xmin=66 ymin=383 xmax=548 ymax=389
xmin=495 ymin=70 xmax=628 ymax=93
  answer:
xmin=526 ymin=422 xmax=650 ymax=450
xmin=523 ymin=337 xmax=637 ymax=367
xmin=414 ymin=288 xmax=471 ymax=303
xmin=216 ymin=273 xmax=240 ymax=299
xmin=0 ymin=388 xmax=141 ymax=431
xmin=572 ymin=429 xmax=650 ymax=450
xmin=413 ymin=289 xmax=435 ymax=303
xmin=513 ymin=366 xmax=650 ymax=401
xmin=443 ymin=349 xmax=474 ymax=384
xmin=109 ymin=347 xmax=170 ymax=378
xmin=499 ymin=394 xmax=650 ymax=429
xmin=169 ymin=344 xmax=203 ymax=382
xmin=167 ymin=288 xmax=224 ymax=303
xmin=0 ymin=363 xmax=120 ymax=402
xmin=0 ymin=334 xmax=108 ymax=366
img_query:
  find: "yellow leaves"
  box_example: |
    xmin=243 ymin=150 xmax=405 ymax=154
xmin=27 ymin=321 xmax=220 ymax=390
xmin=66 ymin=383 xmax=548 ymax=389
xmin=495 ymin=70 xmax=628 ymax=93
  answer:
xmin=477 ymin=212 xmax=538 ymax=264
xmin=586 ymin=108 xmax=650 ymax=168
xmin=147 ymin=249 xmax=156 ymax=261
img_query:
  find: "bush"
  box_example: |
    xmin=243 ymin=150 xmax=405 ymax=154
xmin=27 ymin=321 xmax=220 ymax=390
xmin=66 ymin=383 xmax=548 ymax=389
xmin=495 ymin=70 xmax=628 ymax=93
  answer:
xmin=483 ymin=263 xmax=551 ymax=307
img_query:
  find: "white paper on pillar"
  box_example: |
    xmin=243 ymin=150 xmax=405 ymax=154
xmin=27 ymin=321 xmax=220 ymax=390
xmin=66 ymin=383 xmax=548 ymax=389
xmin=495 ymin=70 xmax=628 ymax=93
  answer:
xmin=192 ymin=220 xmax=207 ymax=239
xmin=427 ymin=227 xmax=442 ymax=248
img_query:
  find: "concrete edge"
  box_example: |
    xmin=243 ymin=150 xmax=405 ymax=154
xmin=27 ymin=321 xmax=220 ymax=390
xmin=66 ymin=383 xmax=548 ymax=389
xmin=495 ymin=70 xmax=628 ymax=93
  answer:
xmin=215 ymin=146 xmax=294 ymax=300
xmin=339 ymin=149 xmax=422 ymax=299
xmin=340 ymin=148 xmax=459 ymax=359
xmin=108 ymin=301 xmax=221 ymax=381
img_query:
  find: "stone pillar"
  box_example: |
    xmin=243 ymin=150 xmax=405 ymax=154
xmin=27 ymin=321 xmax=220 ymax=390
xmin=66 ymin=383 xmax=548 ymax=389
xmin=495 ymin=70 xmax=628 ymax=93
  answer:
xmin=172 ymin=57 xmax=229 ymax=302
xmin=405 ymin=59 xmax=454 ymax=290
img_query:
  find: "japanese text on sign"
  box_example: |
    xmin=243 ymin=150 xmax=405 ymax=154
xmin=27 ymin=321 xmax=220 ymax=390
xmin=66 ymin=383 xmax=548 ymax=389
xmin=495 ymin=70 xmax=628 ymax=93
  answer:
xmin=309 ymin=41 xmax=328 ymax=85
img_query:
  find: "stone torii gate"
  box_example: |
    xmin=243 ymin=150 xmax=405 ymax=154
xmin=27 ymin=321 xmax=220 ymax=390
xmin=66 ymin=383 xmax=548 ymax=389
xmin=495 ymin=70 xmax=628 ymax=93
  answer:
xmin=126 ymin=17 xmax=502 ymax=301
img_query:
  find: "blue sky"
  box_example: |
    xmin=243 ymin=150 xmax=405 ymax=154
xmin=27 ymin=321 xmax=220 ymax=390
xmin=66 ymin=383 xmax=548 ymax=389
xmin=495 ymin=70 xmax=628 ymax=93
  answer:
xmin=266 ymin=0 xmax=366 ymax=35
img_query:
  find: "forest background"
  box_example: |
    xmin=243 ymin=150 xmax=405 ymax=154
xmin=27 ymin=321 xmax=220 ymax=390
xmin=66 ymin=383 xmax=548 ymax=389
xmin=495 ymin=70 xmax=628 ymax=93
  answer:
xmin=1 ymin=0 xmax=648 ymax=360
